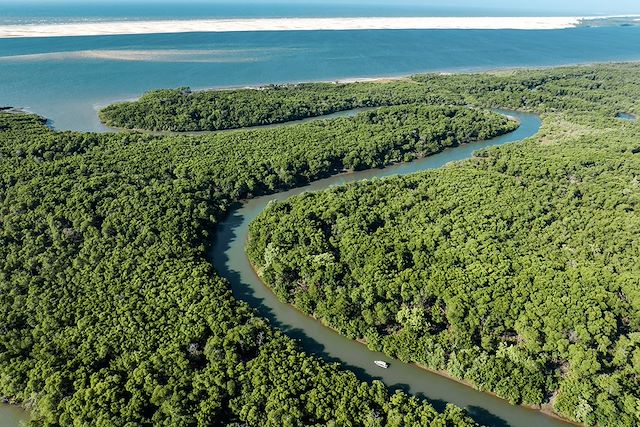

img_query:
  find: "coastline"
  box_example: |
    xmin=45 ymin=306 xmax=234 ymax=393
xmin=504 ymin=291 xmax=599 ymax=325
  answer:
xmin=1 ymin=2 xmax=639 ymax=419
xmin=0 ymin=16 xmax=589 ymax=39
xmin=93 ymin=61 xmax=636 ymax=134
xmin=2 ymin=74 xmax=582 ymax=425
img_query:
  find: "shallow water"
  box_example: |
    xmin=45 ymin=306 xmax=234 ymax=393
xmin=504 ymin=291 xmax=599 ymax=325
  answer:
xmin=0 ymin=403 xmax=27 ymax=426
xmin=2 ymin=27 xmax=640 ymax=131
xmin=3 ymin=3 xmax=636 ymax=25
xmin=210 ymin=110 xmax=577 ymax=427
xmin=616 ymin=112 xmax=637 ymax=121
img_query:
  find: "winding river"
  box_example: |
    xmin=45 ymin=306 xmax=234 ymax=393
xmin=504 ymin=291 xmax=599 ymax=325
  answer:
xmin=1 ymin=110 xmax=575 ymax=427
xmin=210 ymin=110 xmax=576 ymax=427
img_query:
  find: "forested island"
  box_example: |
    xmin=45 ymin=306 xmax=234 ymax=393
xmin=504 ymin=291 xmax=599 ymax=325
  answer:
xmin=98 ymin=79 xmax=464 ymax=132
xmin=247 ymin=65 xmax=640 ymax=426
xmin=99 ymin=65 xmax=638 ymax=132
xmin=1 ymin=63 xmax=639 ymax=426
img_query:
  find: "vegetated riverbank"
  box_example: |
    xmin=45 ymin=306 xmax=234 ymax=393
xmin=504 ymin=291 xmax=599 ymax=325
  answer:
xmin=0 ymin=105 xmax=515 ymax=427
xmin=248 ymin=233 xmax=580 ymax=427
xmin=99 ymin=63 xmax=638 ymax=133
xmin=246 ymin=104 xmax=640 ymax=426
xmin=7 ymin=27 xmax=640 ymax=133
xmin=247 ymin=254 xmax=581 ymax=427
xmin=102 ymin=107 xmax=378 ymax=135
xmin=2 ymin=63 xmax=639 ymax=427
xmin=212 ymin=109 xmax=585 ymax=427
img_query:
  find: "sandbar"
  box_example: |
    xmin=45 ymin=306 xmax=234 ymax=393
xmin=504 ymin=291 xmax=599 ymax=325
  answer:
xmin=0 ymin=16 xmax=590 ymax=38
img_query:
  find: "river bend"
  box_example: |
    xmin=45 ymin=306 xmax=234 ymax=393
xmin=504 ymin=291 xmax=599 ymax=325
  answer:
xmin=210 ymin=110 xmax=578 ymax=427
xmin=2 ymin=110 xmax=574 ymax=427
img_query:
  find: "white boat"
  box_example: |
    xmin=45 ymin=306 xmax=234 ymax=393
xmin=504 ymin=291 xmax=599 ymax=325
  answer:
xmin=374 ymin=360 xmax=389 ymax=369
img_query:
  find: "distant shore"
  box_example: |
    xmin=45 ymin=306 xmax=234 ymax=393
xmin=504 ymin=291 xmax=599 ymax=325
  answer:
xmin=0 ymin=16 xmax=602 ymax=38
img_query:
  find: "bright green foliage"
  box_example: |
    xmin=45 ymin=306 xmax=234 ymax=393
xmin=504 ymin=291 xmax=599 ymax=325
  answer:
xmin=248 ymin=109 xmax=640 ymax=425
xmin=6 ymin=62 xmax=640 ymax=426
xmin=98 ymin=81 xmax=439 ymax=132
xmin=0 ymin=105 xmax=503 ymax=425
xmin=100 ymin=64 xmax=639 ymax=132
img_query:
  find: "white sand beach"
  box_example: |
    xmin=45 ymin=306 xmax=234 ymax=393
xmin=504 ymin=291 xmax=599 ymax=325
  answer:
xmin=0 ymin=17 xmax=589 ymax=38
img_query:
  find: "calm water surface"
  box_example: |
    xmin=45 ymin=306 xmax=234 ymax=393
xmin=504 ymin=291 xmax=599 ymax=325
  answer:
xmin=617 ymin=112 xmax=637 ymax=121
xmin=1 ymin=27 xmax=640 ymax=131
xmin=0 ymin=403 xmax=27 ymax=426
xmin=2 ymin=16 xmax=639 ymax=425
xmin=210 ymin=111 xmax=575 ymax=427
xmin=2 ymin=2 xmax=633 ymax=24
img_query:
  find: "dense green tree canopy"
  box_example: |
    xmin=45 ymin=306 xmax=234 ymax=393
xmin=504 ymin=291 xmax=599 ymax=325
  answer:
xmin=98 ymin=82 xmax=441 ymax=132
xmin=100 ymin=64 xmax=639 ymax=132
xmin=4 ymin=62 xmax=640 ymax=426
xmin=0 ymin=104 xmax=510 ymax=425
xmin=247 ymin=67 xmax=640 ymax=426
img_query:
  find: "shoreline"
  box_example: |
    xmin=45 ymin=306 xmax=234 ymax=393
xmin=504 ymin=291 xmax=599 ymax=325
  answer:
xmin=102 ymin=59 xmax=636 ymax=99
xmin=247 ymin=252 xmax=579 ymax=427
xmin=93 ymin=61 xmax=637 ymax=134
xmin=1 ymin=78 xmax=577 ymax=425
xmin=0 ymin=16 xmax=603 ymax=39
xmin=236 ymin=114 xmax=578 ymax=426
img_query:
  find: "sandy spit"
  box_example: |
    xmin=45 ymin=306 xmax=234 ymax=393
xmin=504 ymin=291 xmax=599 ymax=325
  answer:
xmin=0 ymin=17 xmax=588 ymax=38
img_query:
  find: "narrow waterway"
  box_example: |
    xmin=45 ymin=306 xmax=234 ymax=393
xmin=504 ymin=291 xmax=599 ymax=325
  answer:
xmin=616 ymin=112 xmax=637 ymax=122
xmin=0 ymin=106 xmax=374 ymax=426
xmin=0 ymin=109 xmax=571 ymax=427
xmin=211 ymin=110 xmax=575 ymax=427
xmin=0 ymin=403 xmax=27 ymax=426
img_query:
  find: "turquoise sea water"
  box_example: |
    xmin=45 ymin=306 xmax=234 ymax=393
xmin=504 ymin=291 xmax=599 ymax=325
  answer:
xmin=1 ymin=27 xmax=640 ymax=131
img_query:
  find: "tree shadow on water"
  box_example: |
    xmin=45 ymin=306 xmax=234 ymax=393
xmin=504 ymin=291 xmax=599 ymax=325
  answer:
xmin=209 ymin=203 xmax=356 ymax=365
xmin=399 ymin=385 xmax=449 ymax=413
xmin=466 ymin=406 xmax=511 ymax=427
xmin=210 ymin=202 xmax=514 ymax=427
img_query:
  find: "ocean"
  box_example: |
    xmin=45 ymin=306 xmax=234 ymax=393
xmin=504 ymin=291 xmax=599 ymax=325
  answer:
xmin=1 ymin=2 xmax=628 ymax=25
xmin=0 ymin=2 xmax=639 ymax=131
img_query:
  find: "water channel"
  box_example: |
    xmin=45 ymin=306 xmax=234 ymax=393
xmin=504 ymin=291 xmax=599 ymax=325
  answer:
xmin=210 ymin=110 xmax=576 ymax=427
xmin=2 ymin=109 xmax=576 ymax=427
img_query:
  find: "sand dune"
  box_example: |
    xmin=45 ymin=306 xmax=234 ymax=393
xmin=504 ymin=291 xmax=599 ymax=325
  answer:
xmin=0 ymin=17 xmax=589 ymax=38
